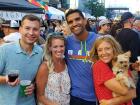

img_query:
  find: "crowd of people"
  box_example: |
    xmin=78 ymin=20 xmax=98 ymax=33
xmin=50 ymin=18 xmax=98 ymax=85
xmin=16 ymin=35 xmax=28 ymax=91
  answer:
xmin=0 ymin=8 xmax=140 ymax=105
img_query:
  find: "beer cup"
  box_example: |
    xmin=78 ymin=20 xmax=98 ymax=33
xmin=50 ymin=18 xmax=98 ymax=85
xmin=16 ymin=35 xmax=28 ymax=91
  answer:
xmin=137 ymin=56 xmax=140 ymax=61
xmin=19 ymin=80 xmax=31 ymax=97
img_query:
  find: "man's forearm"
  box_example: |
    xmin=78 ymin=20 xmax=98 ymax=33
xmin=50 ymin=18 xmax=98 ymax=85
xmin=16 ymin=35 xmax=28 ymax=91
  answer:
xmin=0 ymin=76 xmax=7 ymax=84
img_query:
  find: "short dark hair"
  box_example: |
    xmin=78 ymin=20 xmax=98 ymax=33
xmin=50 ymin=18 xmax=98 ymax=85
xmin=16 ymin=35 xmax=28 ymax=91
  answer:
xmin=21 ymin=15 xmax=40 ymax=26
xmin=120 ymin=12 xmax=134 ymax=24
xmin=65 ymin=9 xmax=84 ymax=21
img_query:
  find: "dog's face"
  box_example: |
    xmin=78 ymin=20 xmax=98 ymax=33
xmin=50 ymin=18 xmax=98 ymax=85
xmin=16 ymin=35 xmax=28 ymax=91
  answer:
xmin=113 ymin=51 xmax=131 ymax=71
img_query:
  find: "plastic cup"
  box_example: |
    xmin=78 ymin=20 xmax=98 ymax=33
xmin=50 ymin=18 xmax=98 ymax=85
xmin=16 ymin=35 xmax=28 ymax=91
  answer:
xmin=7 ymin=70 xmax=19 ymax=82
xmin=19 ymin=80 xmax=31 ymax=97
xmin=137 ymin=56 xmax=140 ymax=61
xmin=137 ymin=56 xmax=140 ymax=68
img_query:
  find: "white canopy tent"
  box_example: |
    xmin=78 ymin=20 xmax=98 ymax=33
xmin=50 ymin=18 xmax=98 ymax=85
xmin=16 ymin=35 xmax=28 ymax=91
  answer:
xmin=48 ymin=6 xmax=64 ymax=16
xmin=98 ymin=16 xmax=106 ymax=20
xmin=46 ymin=6 xmax=65 ymax=20
xmin=82 ymin=12 xmax=92 ymax=19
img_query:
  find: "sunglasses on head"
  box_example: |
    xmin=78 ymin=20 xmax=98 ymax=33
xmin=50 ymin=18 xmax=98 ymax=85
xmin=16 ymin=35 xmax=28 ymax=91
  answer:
xmin=97 ymin=35 xmax=113 ymax=39
xmin=47 ymin=32 xmax=64 ymax=39
xmin=48 ymin=32 xmax=63 ymax=36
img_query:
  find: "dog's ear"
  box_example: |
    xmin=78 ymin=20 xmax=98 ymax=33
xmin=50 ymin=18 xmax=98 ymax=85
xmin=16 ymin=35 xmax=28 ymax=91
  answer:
xmin=124 ymin=51 xmax=131 ymax=57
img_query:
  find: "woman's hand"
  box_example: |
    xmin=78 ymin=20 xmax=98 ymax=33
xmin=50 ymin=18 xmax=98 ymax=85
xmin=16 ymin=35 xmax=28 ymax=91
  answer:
xmin=100 ymin=99 xmax=111 ymax=105
xmin=100 ymin=99 xmax=117 ymax=105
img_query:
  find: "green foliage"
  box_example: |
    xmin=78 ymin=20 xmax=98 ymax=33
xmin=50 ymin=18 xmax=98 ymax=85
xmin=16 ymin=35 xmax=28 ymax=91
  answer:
xmin=85 ymin=1 xmax=106 ymax=18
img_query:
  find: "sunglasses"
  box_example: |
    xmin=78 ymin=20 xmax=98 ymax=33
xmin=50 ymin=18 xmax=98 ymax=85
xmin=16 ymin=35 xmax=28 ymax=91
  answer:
xmin=47 ymin=32 xmax=64 ymax=38
xmin=97 ymin=35 xmax=113 ymax=39
xmin=48 ymin=32 xmax=63 ymax=36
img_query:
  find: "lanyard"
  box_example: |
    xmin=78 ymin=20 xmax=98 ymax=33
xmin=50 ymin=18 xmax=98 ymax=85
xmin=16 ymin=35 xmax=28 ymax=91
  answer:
xmin=80 ymin=41 xmax=88 ymax=62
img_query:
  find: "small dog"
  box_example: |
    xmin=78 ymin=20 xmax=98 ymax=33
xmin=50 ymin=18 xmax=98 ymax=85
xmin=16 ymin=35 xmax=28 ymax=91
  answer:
xmin=112 ymin=51 xmax=136 ymax=96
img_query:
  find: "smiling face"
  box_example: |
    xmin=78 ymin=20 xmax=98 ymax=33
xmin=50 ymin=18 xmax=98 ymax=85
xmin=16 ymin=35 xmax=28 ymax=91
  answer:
xmin=50 ymin=38 xmax=65 ymax=59
xmin=19 ymin=19 xmax=40 ymax=45
xmin=97 ymin=41 xmax=114 ymax=63
xmin=66 ymin=12 xmax=87 ymax=36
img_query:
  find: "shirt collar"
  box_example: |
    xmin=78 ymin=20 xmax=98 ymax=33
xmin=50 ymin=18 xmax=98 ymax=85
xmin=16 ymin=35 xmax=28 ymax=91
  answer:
xmin=15 ymin=40 xmax=40 ymax=55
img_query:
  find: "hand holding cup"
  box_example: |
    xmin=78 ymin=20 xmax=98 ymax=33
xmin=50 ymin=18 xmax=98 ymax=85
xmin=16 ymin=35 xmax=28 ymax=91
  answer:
xmin=131 ymin=56 xmax=140 ymax=71
xmin=19 ymin=80 xmax=33 ymax=97
xmin=24 ymin=83 xmax=34 ymax=96
xmin=7 ymin=70 xmax=20 ymax=86
xmin=136 ymin=56 xmax=140 ymax=71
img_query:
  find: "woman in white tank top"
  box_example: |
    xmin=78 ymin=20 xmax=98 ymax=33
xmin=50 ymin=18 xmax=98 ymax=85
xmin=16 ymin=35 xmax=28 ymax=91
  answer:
xmin=36 ymin=32 xmax=70 ymax=105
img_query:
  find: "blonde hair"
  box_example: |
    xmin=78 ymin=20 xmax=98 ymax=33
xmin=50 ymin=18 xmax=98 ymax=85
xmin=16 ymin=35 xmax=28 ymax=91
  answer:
xmin=90 ymin=35 xmax=123 ymax=60
xmin=43 ymin=32 xmax=65 ymax=73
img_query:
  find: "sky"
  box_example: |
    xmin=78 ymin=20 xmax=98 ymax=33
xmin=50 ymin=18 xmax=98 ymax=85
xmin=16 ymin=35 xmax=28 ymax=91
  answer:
xmin=105 ymin=0 xmax=140 ymax=13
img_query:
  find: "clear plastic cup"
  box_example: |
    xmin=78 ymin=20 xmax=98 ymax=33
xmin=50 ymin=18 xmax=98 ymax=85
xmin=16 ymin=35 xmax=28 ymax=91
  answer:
xmin=137 ymin=56 xmax=140 ymax=61
xmin=7 ymin=70 xmax=19 ymax=82
xmin=19 ymin=80 xmax=31 ymax=97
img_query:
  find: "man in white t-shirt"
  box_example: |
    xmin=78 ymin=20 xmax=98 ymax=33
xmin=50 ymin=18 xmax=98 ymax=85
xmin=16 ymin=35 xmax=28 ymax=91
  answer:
xmin=3 ymin=20 xmax=21 ymax=42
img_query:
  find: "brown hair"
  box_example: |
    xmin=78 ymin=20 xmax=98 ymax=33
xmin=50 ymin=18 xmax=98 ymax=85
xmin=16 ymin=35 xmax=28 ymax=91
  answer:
xmin=90 ymin=35 xmax=123 ymax=60
xmin=21 ymin=15 xmax=40 ymax=26
xmin=65 ymin=9 xmax=84 ymax=22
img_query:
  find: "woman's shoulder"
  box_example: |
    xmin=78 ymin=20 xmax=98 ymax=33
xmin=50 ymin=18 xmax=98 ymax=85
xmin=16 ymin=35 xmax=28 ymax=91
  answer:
xmin=39 ymin=61 xmax=49 ymax=72
xmin=41 ymin=61 xmax=48 ymax=66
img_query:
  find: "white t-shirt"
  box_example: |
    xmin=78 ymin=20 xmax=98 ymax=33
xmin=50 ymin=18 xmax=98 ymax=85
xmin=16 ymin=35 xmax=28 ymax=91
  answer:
xmin=4 ymin=32 xmax=21 ymax=42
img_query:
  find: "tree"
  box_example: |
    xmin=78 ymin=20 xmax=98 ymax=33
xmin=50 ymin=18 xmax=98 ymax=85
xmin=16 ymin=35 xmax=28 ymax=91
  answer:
xmin=85 ymin=1 xmax=106 ymax=18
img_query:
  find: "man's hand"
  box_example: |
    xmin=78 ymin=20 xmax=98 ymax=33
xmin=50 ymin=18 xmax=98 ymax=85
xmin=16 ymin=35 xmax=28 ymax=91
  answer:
xmin=6 ymin=76 xmax=20 ymax=86
xmin=24 ymin=84 xmax=34 ymax=96
xmin=132 ymin=61 xmax=140 ymax=71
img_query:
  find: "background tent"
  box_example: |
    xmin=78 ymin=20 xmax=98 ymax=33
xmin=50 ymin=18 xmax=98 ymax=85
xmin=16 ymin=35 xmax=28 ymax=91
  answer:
xmin=48 ymin=6 xmax=64 ymax=16
xmin=46 ymin=6 xmax=64 ymax=20
xmin=0 ymin=0 xmax=44 ymax=20
xmin=0 ymin=0 xmax=44 ymax=13
xmin=98 ymin=16 xmax=106 ymax=20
